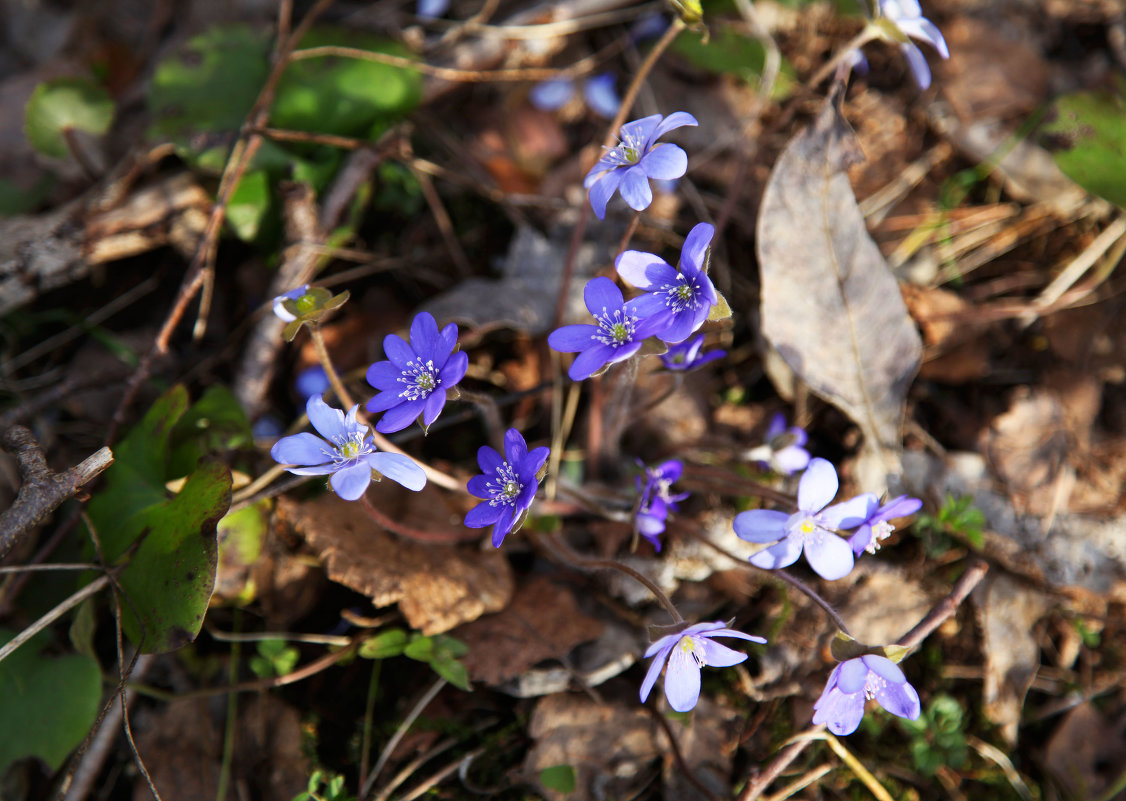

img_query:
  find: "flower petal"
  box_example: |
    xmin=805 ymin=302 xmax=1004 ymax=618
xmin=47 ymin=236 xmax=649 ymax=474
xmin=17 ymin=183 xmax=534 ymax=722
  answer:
xmin=874 ymin=678 xmax=921 ymax=721
xmin=524 ymin=446 xmax=550 ymax=477
xmin=366 ymin=360 xmax=402 ymax=391
xmin=568 ymin=343 xmax=617 ymax=381
xmin=375 ymin=397 xmax=426 ymax=433
xmin=618 ymin=166 xmax=653 ymax=211
xmin=837 ymin=658 xmax=869 ymax=693
xmin=633 ymin=309 xmax=674 ymax=341
xmin=900 ymin=42 xmax=932 ymax=89
xmin=434 ymin=321 xmax=459 ymax=365
xmin=803 ymin=530 xmax=855 ymax=580
xmin=504 ymin=428 xmax=528 ymax=464
xmin=650 ymin=111 xmax=698 ymax=141
xmin=548 ymin=324 xmax=597 ymax=353
xmin=587 ymin=169 xmax=622 ymax=219
xmin=812 ymin=686 xmax=865 ymax=735
xmin=797 ymin=457 xmax=838 ymax=513
xmin=584 ymin=277 xmax=624 ymax=315
xmin=619 ymin=113 xmax=661 ymax=145
xmin=822 ymin=493 xmax=878 ymax=529
xmin=307 ymin=395 xmax=350 ymax=443
xmin=640 ymin=641 xmax=674 ymax=703
xmin=464 ymin=501 xmax=503 ymax=528
xmin=698 ymin=639 xmax=749 ymax=668
xmin=772 ymin=445 xmax=811 ymax=475
xmin=681 ymin=222 xmax=714 ymax=273
xmin=664 ymin=641 xmax=702 ymax=712
xmin=492 ymin=505 xmax=516 ymax=546
xmin=287 ymin=464 xmax=338 ymax=476
xmin=330 ymin=462 xmax=372 ymax=501
xmin=640 ymin=143 xmax=687 ymax=180
xmin=422 ymin=390 xmax=446 ymax=426
xmin=733 ymin=509 xmax=789 ymax=543
xmin=861 ymin=654 xmax=906 ymax=684
xmin=466 ymin=475 xmax=492 ymax=498
xmin=898 ymin=17 xmax=949 ymax=57
xmin=367 ymin=452 xmax=426 ymax=491
xmin=529 ymin=78 xmax=574 ymax=111
xmin=382 ymin=333 xmax=416 ymax=369
xmin=615 ymin=251 xmax=677 ymax=290
xmin=271 ymin=432 xmax=330 ymax=467
xmin=582 ymin=73 xmax=620 ymax=118
xmin=476 ymin=444 xmax=503 ymax=474
xmin=876 ymin=495 xmax=923 ymax=521
xmin=748 ymin=535 xmax=803 ymax=570
xmin=657 ymin=311 xmax=697 ymax=344
xmin=366 ymin=390 xmax=403 ymax=414
xmin=438 ymin=350 xmax=468 ymax=386
xmin=410 ymin=312 xmax=440 ymax=357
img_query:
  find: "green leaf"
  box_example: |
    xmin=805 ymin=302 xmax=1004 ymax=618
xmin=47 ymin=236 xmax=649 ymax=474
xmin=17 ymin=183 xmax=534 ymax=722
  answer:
xmin=0 ymin=630 xmax=101 ymax=773
xmin=1041 ymin=79 xmax=1126 ymax=209
xmin=539 ymin=764 xmax=577 ymax=794
xmin=250 ymin=638 xmax=299 ymax=678
xmin=0 ymin=174 xmax=54 ymax=216
xmin=24 ymin=77 xmax=114 ymax=159
xmin=273 ymin=28 xmax=422 ymax=140
xmin=168 ymin=384 xmax=253 ymax=479
xmin=86 ymin=386 xmax=233 ymax=652
xmin=225 ymin=169 xmax=276 ymax=244
xmin=146 ymin=24 xmax=271 ymax=169
xmin=358 ymin=629 xmax=408 ymax=659
xmin=430 ymin=655 xmax=471 ymax=691
xmin=671 ymin=26 xmax=794 ymax=98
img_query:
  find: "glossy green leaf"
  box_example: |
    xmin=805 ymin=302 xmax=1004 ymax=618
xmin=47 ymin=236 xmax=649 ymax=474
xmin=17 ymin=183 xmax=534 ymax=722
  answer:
xmin=168 ymin=384 xmax=253 ymax=479
xmin=359 ymin=629 xmax=408 ymax=659
xmin=24 ymin=77 xmax=114 ymax=159
xmin=1041 ymin=80 xmax=1126 ymax=209
xmin=0 ymin=630 xmax=101 ymax=773
xmin=539 ymin=764 xmax=577 ymax=793
xmin=273 ymin=27 xmax=422 ymax=140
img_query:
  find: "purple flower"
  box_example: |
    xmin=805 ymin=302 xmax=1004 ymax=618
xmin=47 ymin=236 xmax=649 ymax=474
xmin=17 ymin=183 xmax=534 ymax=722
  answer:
xmin=416 ymin=0 xmax=449 ymax=19
xmin=640 ymin=622 xmax=766 ymax=712
xmin=529 ymin=78 xmax=574 ymax=111
xmin=271 ymin=395 xmax=426 ymax=501
xmin=812 ymin=654 xmax=921 ymax=735
xmin=295 ymin=365 xmax=330 ymax=400
xmin=879 ymin=0 xmax=949 ymax=90
xmin=660 ymin=334 xmax=725 ymax=371
xmin=465 ymin=428 xmax=550 ymax=547
xmin=733 ymin=458 xmax=871 ymax=580
xmin=547 ymin=277 xmax=671 ymax=381
xmin=529 ymin=73 xmax=621 ymax=120
xmin=366 ymin=312 xmax=469 ymax=434
xmin=616 ymin=222 xmax=719 ymax=343
xmin=634 ymin=459 xmax=690 ymax=550
xmin=584 ymin=112 xmax=698 ymax=219
xmin=272 ymin=285 xmax=310 ymax=322
xmin=846 ymin=494 xmax=923 ymax=556
xmin=744 ymin=413 xmax=811 ymax=475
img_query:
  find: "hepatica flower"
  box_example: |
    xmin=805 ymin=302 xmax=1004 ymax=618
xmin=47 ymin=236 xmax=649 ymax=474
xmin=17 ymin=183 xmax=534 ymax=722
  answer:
xmin=272 ymin=285 xmax=310 ymax=323
xmin=548 ymin=277 xmax=671 ymax=381
xmin=617 ymin=222 xmax=720 ymax=343
xmin=847 ymin=494 xmax=923 ymax=556
xmin=466 ymin=428 xmax=550 ymax=547
xmin=660 ymin=334 xmax=725 ymax=372
xmin=530 ymin=73 xmax=621 ymax=119
xmin=733 ymin=458 xmax=871 ymax=580
xmin=634 ymin=459 xmax=690 ymax=550
xmin=585 ymin=112 xmax=698 ymax=219
xmin=879 ymin=0 xmax=949 ymax=90
xmin=813 ymin=654 xmax=921 ymax=735
xmin=366 ymin=312 xmax=469 ymax=434
xmin=270 ymin=395 xmax=426 ymax=501
xmin=744 ymin=413 xmax=811 ymax=475
xmin=640 ymin=622 xmax=766 ymax=712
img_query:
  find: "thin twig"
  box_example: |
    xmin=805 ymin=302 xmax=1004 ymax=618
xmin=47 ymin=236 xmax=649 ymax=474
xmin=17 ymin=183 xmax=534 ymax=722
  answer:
xmin=360 ymin=495 xmax=479 ymax=544
xmin=650 ymin=709 xmax=721 ymax=801
xmin=361 ymin=677 xmax=448 ymax=800
xmin=895 ymin=558 xmax=988 ymax=649
xmin=0 ymin=575 xmax=110 ymax=666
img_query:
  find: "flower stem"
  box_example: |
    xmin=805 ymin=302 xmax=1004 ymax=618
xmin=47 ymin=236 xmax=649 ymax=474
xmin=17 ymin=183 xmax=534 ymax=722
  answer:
xmin=309 ymin=324 xmax=356 ymax=409
xmin=538 ymin=531 xmax=684 ymax=624
xmin=770 ymin=569 xmax=852 ymax=637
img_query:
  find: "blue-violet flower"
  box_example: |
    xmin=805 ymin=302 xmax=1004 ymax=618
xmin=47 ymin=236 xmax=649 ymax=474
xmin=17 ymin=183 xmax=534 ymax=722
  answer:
xmin=744 ymin=413 xmax=812 ymax=475
xmin=635 ymin=459 xmax=690 ymax=550
xmin=530 ymin=73 xmax=620 ymax=119
xmin=465 ymin=428 xmax=550 ymax=547
xmin=733 ymin=457 xmax=871 ymax=580
xmin=366 ymin=311 xmax=469 ymax=434
xmin=812 ymin=654 xmax=921 ymax=735
xmin=547 ymin=277 xmax=671 ymax=381
xmin=660 ymin=334 xmax=725 ymax=372
xmin=270 ymin=395 xmax=426 ymax=501
xmin=616 ymin=222 xmax=719 ymax=343
xmin=584 ymin=112 xmax=698 ymax=219
xmin=846 ymin=494 xmax=923 ymax=556
xmin=879 ymin=0 xmax=949 ymax=90
xmin=641 ymin=622 xmax=766 ymax=712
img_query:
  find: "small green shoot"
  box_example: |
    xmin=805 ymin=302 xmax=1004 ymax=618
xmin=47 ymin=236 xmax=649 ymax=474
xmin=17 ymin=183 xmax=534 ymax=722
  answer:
xmin=359 ymin=629 xmax=472 ymax=691
xmin=292 ymin=770 xmax=353 ymax=801
xmin=896 ymin=694 xmax=969 ymax=777
xmin=249 ymin=638 xmax=300 ymax=679
xmin=914 ymin=492 xmax=984 ymax=554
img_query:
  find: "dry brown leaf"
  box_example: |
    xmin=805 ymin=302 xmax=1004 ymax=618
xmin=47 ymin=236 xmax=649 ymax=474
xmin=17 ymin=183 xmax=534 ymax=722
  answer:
xmin=525 ymin=693 xmax=659 ymax=801
xmin=275 ymin=488 xmax=512 ymax=635
xmin=938 ymin=16 xmax=1048 ymax=122
xmin=833 ymin=561 xmax=932 ymax=647
xmin=901 ymin=283 xmax=991 ymax=383
xmin=659 ymin=696 xmax=743 ymax=801
xmin=1044 ymin=701 xmax=1126 ymax=800
xmin=973 ymin=572 xmax=1052 ymax=745
xmin=454 ymin=576 xmax=604 ymax=686
xmin=985 ymin=387 xmax=1069 ymax=517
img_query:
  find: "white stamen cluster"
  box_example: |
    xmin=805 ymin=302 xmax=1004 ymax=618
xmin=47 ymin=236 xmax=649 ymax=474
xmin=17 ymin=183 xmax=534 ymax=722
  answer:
xmin=601 ymin=129 xmax=648 ymax=168
xmin=865 ymin=521 xmax=896 ymax=554
xmin=593 ymin=307 xmax=638 ymax=347
xmin=331 ymin=430 xmax=372 ymax=465
xmin=662 ymin=275 xmax=702 ymax=313
xmin=486 ymin=462 xmax=523 ymax=507
xmin=397 ymin=359 xmax=441 ymax=401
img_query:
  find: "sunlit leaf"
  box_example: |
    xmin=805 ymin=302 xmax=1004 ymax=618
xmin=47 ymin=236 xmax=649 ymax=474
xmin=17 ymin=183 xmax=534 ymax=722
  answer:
xmin=24 ymin=77 xmax=114 ymax=159
xmin=1040 ymin=79 xmax=1126 ymax=209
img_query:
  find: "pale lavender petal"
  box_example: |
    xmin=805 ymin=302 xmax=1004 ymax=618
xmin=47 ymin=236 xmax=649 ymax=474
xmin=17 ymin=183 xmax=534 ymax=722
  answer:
xmin=876 ymin=495 xmax=923 ymax=521
xmin=529 ymin=78 xmax=574 ymax=111
xmin=639 ymin=144 xmax=687 ymax=180
xmin=837 ymin=658 xmax=869 ymax=693
xmin=898 ymin=17 xmax=948 ymax=57
xmin=367 ymin=452 xmax=426 ymax=491
xmin=587 ymin=170 xmax=622 ymax=219
xmin=271 ymin=432 xmax=330 ymax=467
xmin=733 ymin=509 xmax=788 ymax=543
xmin=287 ymin=464 xmax=339 ymax=476
xmin=849 ymin=525 xmax=874 ymax=556
xmin=698 ymin=639 xmax=749 ymax=668
xmin=861 ymin=654 xmax=906 ymax=684
xmin=548 ymin=324 xmax=597 ymax=353
xmin=700 ymin=627 xmax=767 ymax=644
xmin=306 ymin=395 xmax=348 ymax=443
xmin=804 ymin=530 xmax=855 ymax=580
xmin=874 ymin=678 xmax=921 ymax=720
xmin=619 ymin=114 xmax=661 ymax=146
xmin=650 ymin=111 xmax=698 ymax=142
xmin=636 ymin=512 xmax=666 ymax=537
xmin=330 ymin=462 xmax=372 ymax=501
xmin=772 ymin=445 xmax=811 ymax=475
xmin=640 ymin=641 xmax=674 ymax=702
xmin=812 ymin=687 xmax=865 ymax=735
xmin=797 ymin=457 xmax=838 ymax=513
xmin=748 ymin=536 xmax=803 ymax=570
xmin=583 ymin=73 xmax=620 ymax=118
xmin=901 ymin=42 xmax=932 ymax=90
xmin=645 ymin=633 xmax=681 ymax=658
xmin=664 ymin=643 xmax=702 ymax=712
xmin=615 ymin=251 xmax=677 ymax=290
xmin=822 ymin=494 xmax=878 ymax=529
xmin=618 ymin=167 xmax=653 ymax=211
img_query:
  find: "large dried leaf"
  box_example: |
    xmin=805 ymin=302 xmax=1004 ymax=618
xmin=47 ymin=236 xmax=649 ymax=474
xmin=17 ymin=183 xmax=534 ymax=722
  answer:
xmin=275 ymin=488 xmax=512 ymax=634
xmin=756 ymin=88 xmax=922 ymax=465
